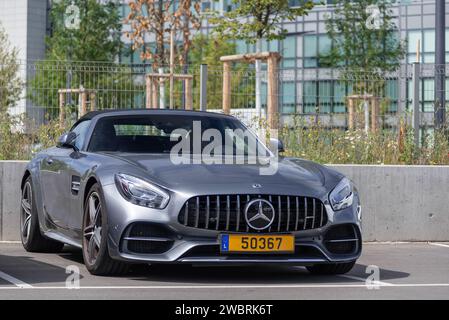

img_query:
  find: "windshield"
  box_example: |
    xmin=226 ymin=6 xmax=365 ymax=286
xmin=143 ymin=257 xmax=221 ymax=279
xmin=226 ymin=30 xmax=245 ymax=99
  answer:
xmin=87 ymin=114 xmax=270 ymax=157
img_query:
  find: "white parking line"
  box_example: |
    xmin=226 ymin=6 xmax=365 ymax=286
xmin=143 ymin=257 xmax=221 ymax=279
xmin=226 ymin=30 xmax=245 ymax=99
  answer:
xmin=0 ymin=270 xmax=33 ymax=288
xmin=0 ymin=283 xmax=449 ymax=290
xmin=338 ymin=274 xmax=393 ymax=286
xmin=429 ymin=242 xmax=449 ymax=248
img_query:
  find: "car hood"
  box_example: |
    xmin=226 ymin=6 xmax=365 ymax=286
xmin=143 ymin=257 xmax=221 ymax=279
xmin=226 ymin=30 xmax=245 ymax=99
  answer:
xmin=103 ymin=153 xmax=343 ymax=198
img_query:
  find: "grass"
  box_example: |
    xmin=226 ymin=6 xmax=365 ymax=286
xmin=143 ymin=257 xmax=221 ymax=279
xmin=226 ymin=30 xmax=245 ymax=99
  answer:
xmin=278 ymin=117 xmax=449 ymax=165
xmin=1 ymin=113 xmax=449 ymax=165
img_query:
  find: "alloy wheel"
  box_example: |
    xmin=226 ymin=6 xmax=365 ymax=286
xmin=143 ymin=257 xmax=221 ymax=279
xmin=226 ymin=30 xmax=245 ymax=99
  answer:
xmin=20 ymin=181 xmax=33 ymax=244
xmin=83 ymin=192 xmax=102 ymax=265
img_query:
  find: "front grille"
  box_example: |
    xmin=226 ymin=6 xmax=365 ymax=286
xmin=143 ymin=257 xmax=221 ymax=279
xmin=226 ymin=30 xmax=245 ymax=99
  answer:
xmin=178 ymin=194 xmax=328 ymax=233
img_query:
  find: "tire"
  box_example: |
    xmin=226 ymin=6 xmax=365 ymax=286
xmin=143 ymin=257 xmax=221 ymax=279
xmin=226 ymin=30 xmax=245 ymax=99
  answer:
xmin=82 ymin=183 xmax=129 ymax=276
xmin=20 ymin=177 xmax=64 ymax=253
xmin=306 ymin=261 xmax=356 ymax=275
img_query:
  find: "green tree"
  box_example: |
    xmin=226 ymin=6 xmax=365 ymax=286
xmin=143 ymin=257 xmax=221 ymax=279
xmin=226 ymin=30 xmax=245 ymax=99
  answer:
xmin=0 ymin=23 xmax=26 ymax=159
xmin=323 ymin=0 xmax=406 ymax=75
xmin=46 ymin=0 xmax=122 ymax=61
xmin=125 ymin=0 xmax=202 ymax=68
xmin=322 ymin=0 xmax=406 ymax=127
xmin=209 ymin=0 xmax=314 ymax=114
xmin=29 ymin=0 xmax=133 ymax=124
xmin=210 ymin=0 xmax=314 ymax=44
xmin=0 ymin=23 xmax=22 ymax=114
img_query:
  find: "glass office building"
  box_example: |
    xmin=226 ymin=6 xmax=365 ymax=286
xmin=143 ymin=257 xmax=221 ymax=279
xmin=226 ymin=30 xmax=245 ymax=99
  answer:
xmin=119 ymin=0 xmax=449 ymax=117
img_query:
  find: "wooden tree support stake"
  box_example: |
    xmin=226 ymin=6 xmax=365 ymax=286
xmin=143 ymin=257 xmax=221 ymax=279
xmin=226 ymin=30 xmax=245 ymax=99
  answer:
xmin=220 ymin=52 xmax=281 ymax=129
xmin=58 ymin=88 xmax=97 ymax=127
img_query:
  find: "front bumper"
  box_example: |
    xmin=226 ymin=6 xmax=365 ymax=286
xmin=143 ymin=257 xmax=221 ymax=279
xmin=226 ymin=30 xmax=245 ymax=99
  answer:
xmin=102 ymin=184 xmax=362 ymax=265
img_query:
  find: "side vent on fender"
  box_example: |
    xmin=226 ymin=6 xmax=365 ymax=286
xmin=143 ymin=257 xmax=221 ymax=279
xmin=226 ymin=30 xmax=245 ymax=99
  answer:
xmin=71 ymin=176 xmax=81 ymax=195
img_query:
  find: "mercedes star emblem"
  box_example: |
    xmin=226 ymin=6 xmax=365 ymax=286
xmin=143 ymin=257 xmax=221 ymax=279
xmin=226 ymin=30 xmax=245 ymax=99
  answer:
xmin=244 ymin=199 xmax=276 ymax=230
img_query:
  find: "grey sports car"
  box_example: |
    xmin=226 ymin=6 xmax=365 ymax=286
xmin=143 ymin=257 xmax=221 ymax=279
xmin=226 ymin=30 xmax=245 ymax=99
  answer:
xmin=20 ymin=109 xmax=362 ymax=276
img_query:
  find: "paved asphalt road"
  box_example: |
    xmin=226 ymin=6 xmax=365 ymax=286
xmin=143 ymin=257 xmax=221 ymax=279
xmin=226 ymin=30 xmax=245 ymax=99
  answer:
xmin=0 ymin=242 xmax=448 ymax=299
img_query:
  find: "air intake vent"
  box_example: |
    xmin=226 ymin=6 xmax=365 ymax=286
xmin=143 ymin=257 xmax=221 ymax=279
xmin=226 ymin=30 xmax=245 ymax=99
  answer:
xmin=324 ymin=224 xmax=360 ymax=255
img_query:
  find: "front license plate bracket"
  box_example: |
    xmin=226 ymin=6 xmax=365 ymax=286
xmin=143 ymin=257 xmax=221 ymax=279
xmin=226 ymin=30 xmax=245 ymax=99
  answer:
xmin=220 ymin=234 xmax=295 ymax=254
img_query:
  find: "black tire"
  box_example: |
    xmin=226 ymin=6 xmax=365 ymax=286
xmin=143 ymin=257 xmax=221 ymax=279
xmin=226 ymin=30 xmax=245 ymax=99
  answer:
xmin=306 ymin=261 xmax=356 ymax=275
xmin=82 ymin=183 xmax=129 ymax=276
xmin=20 ymin=177 xmax=64 ymax=253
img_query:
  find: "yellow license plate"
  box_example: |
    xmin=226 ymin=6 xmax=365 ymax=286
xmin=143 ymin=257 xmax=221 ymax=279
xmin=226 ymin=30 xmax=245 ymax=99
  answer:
xmin=220 ymin=234 xmax=295 ymax=253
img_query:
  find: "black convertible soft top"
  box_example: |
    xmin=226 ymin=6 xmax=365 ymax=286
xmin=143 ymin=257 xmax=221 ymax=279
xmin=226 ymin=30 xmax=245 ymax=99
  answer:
xmin=73 ymin=108 xmax=232 ymax=128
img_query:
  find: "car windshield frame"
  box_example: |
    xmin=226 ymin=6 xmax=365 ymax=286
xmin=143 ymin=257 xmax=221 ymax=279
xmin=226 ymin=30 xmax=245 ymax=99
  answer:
xmin=86 ymin=114 xmax=272 ymax=157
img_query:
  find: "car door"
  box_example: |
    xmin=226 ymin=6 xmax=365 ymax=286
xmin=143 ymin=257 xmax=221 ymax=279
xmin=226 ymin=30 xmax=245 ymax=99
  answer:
xmin=39 ymin=147 xmax=74 ymax=229
xmin=63 ymin=120 xmax=93 ymax=232
xmin=40 ymin=119 xmax=92 ymax=230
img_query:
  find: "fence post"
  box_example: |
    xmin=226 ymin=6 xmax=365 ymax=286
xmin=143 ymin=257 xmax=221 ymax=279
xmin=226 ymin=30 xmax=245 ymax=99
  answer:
xmin=145 ymin=76 xmax=151 ymax=109
xmin=59 ymin=91 xmax=65 ymax=127
xmin=185 ymin=78 xmax=193 ymax=110
xmin=169 ymin=28 xmax=175 ymax=110
xmin=90 ymin=92 xmax=96 ymax=111
xmin=371 ymin=97 xmax=379 ymax=132
xmin=223 ymin=61 xmax=231 ymax=114
xmin=80 ymin=90 xmax=87 ymax=117
xmin=200 ymin=64 xmax=208 ymax=111
xmin=348 ymin=97 xmax=354 ymax=130
xmin=159 ymin=68 xmax=165 ymax=109
xmin=151 ymin=79 xmax=158 ymax=109
xmin=412 ymin=62 xmax=420 ymax=148
xmin=267 ymin=55 xmax=279 ymax=130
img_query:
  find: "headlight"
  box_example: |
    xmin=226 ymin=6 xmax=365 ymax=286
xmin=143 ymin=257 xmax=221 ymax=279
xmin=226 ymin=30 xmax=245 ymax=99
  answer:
xmin=329 ymin=178 xmax=354 ymax=211
xmin=115 ymin=173 xmax=169 ymax=209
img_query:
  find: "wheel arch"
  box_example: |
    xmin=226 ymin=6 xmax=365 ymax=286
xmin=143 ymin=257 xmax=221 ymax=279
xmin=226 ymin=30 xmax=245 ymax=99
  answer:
xmin=83 ymin=176 xmax=99 ymax=208
xmin=21 ymin=170 xmax=32 ymax=190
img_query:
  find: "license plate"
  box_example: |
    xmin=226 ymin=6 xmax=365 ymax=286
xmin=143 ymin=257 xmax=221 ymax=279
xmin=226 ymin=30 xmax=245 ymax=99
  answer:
xmin=220 ymin=234 xmax=295 ymax=253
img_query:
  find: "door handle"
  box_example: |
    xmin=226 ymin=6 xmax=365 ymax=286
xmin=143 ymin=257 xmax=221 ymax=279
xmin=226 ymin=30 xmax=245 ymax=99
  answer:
xmin=46 ymin=158 xmax=54 ymax=165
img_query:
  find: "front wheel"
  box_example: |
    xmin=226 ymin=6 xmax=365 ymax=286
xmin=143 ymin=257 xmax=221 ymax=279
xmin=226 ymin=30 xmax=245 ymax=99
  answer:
xmin=82 ymin=183 xmax=129 ymax=276
xmin=20 ymin=177 xmax=64 ymax=253
xmin=306 ymin=261 xmax=356 ymax=275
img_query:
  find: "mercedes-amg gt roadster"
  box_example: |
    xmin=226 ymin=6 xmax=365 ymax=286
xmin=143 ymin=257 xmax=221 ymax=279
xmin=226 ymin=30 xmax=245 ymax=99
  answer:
xmin=20 ymin=109 xmax=361 ymax=276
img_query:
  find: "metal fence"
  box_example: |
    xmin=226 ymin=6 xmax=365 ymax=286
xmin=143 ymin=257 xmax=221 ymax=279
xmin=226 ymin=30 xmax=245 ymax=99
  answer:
xmin=1 ymin=60 xmax=449 ymax=132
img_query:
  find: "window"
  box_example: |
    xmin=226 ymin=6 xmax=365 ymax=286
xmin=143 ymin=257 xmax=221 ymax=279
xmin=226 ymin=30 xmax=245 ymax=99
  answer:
xmin=304 ymin=35 xmax=318 ymax=68
xmin=282 ymin=82 xmax=296 ymax=114
xmin=120 ymin=4 xmax=131 ymax=20
xmin=235 ymin=40 xmax=246 ymax=55
xmin=120 ymin=45 xmax=132 ymax=64
xmin=319 ymin=81 xmax=332 ymax=113
xmin=407 ymin=78 xmax=448 ymax=112
xmin=303 ymin=81 xmax=318 ymax=113
xmin=407 ymin=29 xmax=449 ymax=63
xmin=283 ymin=36 xmax=296 ymax=58
xmin=303 ymin=35 xmax=332 ymax=68
xmin=333 ymin=82 xmax=346 ymax=113
xmin=385 ymin=80 xmax=398 ymax=112
xmin=201 ymin=1 xmax=211 ymax=12
xmin=70 ymin=120 xmax=92 ymax=150
xmin=303 ymin=81 xmax=375 ymax=114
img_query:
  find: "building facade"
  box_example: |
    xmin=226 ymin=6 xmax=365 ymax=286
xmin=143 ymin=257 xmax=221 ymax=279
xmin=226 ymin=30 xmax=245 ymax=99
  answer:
xmin=0 ymin=0 xmax=448 ymax=124
xmin=117 ymin=0 xmax=449 ymax=122
xmin=0 ymin=0 xmax=50 ymax=116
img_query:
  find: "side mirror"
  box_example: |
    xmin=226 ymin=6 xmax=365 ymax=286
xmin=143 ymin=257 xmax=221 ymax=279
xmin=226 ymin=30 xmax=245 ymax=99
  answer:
xmin=270 ymin=138 xmax=285 ymax=154
xmin=57 ymin=132 xmax=78 ymax=151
